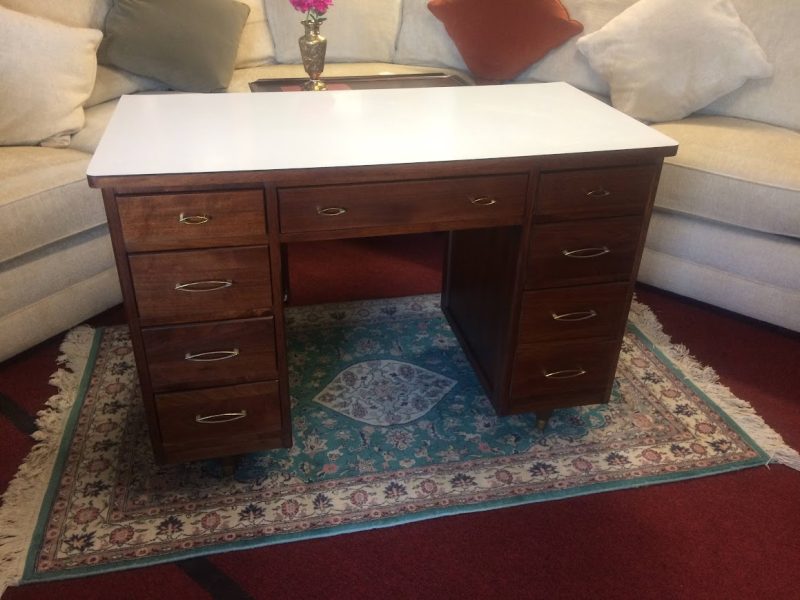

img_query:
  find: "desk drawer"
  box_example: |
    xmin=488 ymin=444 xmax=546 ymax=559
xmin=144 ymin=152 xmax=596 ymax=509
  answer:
xmin=525 ymin=216 xmax=642 ymax=289
xmin=129 ymin=246 xmax=272 ymax=325
xmin=142 ymin=317 xmax=278 ymax=392
xmin=279 ymin=174 xmax=527 ymax=234
xmin=518 ymin=282 xmax=629 ymax=344
xmin=535 ymin=165 xmax=655 ymax=221
xmin=510 ymin=339 xmax=618 ymax=398
xmin=156 ymin=381 xmax=282 ymax=447
xmin=117 ymin=189 xmax=267 ymax=251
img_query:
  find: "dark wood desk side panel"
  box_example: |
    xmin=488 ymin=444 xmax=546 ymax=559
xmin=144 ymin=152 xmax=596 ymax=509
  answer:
xmin=101 ymin=188 xmax=164 ymax=461
xmin=442 ymin=226 xmax=522 ymax=399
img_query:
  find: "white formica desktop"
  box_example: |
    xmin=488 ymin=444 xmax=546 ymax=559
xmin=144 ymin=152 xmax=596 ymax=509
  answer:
xmin=88 ymin=82 xmax=677 ymax=464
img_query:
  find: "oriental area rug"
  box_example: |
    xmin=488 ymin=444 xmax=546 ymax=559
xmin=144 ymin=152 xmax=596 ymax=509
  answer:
xmin=2 ymin=295 xmax=798 ymax=591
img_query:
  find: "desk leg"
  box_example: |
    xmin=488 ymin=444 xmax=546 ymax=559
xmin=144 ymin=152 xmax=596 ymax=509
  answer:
xmin=536 ymin=409 xmax=553 ymax=431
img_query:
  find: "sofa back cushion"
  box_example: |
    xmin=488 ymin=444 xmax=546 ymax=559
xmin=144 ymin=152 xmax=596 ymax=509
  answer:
xmin=235 ymin=0 xmax=276 ymax=68
xmin=700 ymin=0 xmax=800 ymax=130
xmin=264 ymin=0 xmax=402 ymax=63
xmin=395 ymin=0 xmax=466 ymax=71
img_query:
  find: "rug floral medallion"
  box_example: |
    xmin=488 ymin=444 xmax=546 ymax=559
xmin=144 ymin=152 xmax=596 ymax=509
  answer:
xmin=24 ymin=295 xmax=769 ymax=581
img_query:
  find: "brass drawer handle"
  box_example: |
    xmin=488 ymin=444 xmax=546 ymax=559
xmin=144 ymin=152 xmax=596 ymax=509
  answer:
xmin=544 ymin=368 xmax=587 ymax=379
xmin=184 ymin=349 xmax=240 ymax=362
xmin=174 ymin=280 xmax=233 ymax=292
xmin=561 ymin=246 xmax=610 ymax=259
xmin=585 ymin=188 xmax=611 ymax=198
xmin=470 ymin=195 xmax=497 ymax=206
xmin=195 ymin=410 xmax=247 ymax=424
xmin=179 ymin=213 xmax=210 ymax=225
xmin=551 ymin=309 xmax=598 ymax=322
xmin=317 ymin=207 xmax=347 ymax=216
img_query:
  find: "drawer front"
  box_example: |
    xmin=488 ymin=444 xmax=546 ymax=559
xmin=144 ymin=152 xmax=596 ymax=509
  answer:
xmin=525 ymin=216 xmax=643 ymax=289
xmin=535 ymin=165 xmax=655 ymax=221
xmin=117 ymin=189 xmax=267 ymax=251
xmin=129 ymin=246 xmax=272 ymax=325
xmin=156 ymin=380 xmax=282 ymax=446
xmin=511 ymin=339 xmax=619 ymax=398
xmin=279 ymin=174 xmax=527 ymax=234
xmin=142 ymin=317 xmax=278 ymax=392
xmin=518 ymin=282 xmax=630 ymax=344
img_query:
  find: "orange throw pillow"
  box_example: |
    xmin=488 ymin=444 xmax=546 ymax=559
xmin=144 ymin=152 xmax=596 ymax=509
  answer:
xmin=428 ymin=0 xmax=583 ymax=82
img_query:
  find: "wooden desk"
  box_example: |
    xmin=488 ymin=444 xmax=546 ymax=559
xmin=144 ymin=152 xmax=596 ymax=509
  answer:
xmin=88 ymin=83 xmax=677 ymax=463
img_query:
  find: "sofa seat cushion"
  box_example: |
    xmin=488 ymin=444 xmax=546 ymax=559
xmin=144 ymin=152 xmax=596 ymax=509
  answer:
xmin=227 ymin=62 xmax=474 ymax=92
xmin=645 ymin=210 xmax=800 ymax=291
xmin=0 ymin=147 xmax=104 ymax=263
xmin=0 ymin=225 xmax=114 ymax=319
xmin=652 ymin=116 xmax=800 ymax=238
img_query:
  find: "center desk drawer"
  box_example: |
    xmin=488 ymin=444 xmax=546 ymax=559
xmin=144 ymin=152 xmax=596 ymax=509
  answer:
xmin=278 ymin=174 xmax=527 ymax=234
xmin=142 ymin=317 xmax=278 ymax=392
xmin=129 ymin=246 xmax=272 ymax=325
xmin=117 ymin=189 xmax=267 ymax=252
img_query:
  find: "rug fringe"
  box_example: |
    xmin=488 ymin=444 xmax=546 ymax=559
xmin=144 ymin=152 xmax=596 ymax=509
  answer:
xmin=629 ymin=299 xmax=800 ymax=471
xmin=0 ymin=326 xmax=96 ymax=596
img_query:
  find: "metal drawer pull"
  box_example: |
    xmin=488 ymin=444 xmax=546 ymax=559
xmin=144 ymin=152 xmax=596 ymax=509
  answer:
xmin=561 ymin=246 xmax=610 ymax=259
xmin=544 ymin=368 xmax=587 ymax=379
xmin=552 ymin=309 xmax=598 ymax=322
xmin=585 ymin=188 xmax=611 ymax=198
xmin=179 ymin=213 xmax=210 ymax=225
xmin=470 ymin=195 xmax=497 ymax=206
xmin=195 ymin=410 xmax=247 ymax=424
xmin=317 ymin=207 xmax=347 ymax=216
xmin=184 ymin=349 xmax=240 ymax=362
xmin=174 ymin=280 xmax=233 ymax=292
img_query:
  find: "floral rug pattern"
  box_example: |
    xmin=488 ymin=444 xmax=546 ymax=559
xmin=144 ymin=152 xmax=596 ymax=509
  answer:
xmin=25 ymin=295 xmax=767 ymax=581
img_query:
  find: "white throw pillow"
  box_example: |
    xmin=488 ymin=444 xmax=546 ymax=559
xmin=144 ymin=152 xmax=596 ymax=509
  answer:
xmin=264 ymin=0 xmax=402 ymax=64
xmin=0 ymin=7 xmax=102 ymax=147
xmin=0 ymin=0 xmax=111 ymax=29
xmin=575 ymin=0 xmax=773 ymax=122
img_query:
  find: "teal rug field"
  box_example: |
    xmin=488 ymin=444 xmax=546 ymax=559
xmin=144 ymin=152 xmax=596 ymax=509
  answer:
xmin=2 ymin=294 xmax=797 ymax=592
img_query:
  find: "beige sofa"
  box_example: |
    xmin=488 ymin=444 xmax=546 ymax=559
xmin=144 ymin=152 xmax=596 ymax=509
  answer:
xmin=1 ymin=0 xmax=798 ymax=364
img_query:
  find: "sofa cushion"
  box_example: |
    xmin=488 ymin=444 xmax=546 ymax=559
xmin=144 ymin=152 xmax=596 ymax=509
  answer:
xmin=235 ymin=0 xmax=276 ymax=68
xmin=645 ymin=210 xmax=800 ymax=291
xmin=264 ymin=0 xmax=402 ymax=64
xmin=0 ymin=225 xmax=115 ymax=319
xmin=652 ymin=116 xmax=800 ymax=238
xmin=0 ymin=147 xmax=105 ymax=263
xmin=428 ymin=0 xmax=583 ymax=82
xmin=70 ymin=99 xmax=122 ymax=154
xmin=98 ymin=0 xmax=250 ymax=92
xmin=0 ymin=7 xmax=102 ymax=147
xmin=701 ymin=0 xmax=800 ymax=131
xmin=0 ymin=0 xmax=111 ymax=29
xmin=395 ymin=0 xmax=466 ymax=72
xmin=576 ymin=0 xmax=772 ymax=123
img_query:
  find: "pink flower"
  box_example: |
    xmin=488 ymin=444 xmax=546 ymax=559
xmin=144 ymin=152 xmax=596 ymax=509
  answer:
xmin=289 ymin=0 xmax=333 ymax=24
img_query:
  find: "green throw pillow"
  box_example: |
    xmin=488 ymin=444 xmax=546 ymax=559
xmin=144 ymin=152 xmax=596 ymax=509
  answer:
xmin=98 ymin=0 xmax=250 ymax=92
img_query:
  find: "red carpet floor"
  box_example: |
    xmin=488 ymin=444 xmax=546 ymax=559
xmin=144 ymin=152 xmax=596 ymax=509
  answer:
xmin=2 ymin=233 xmax=798 ymax=600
